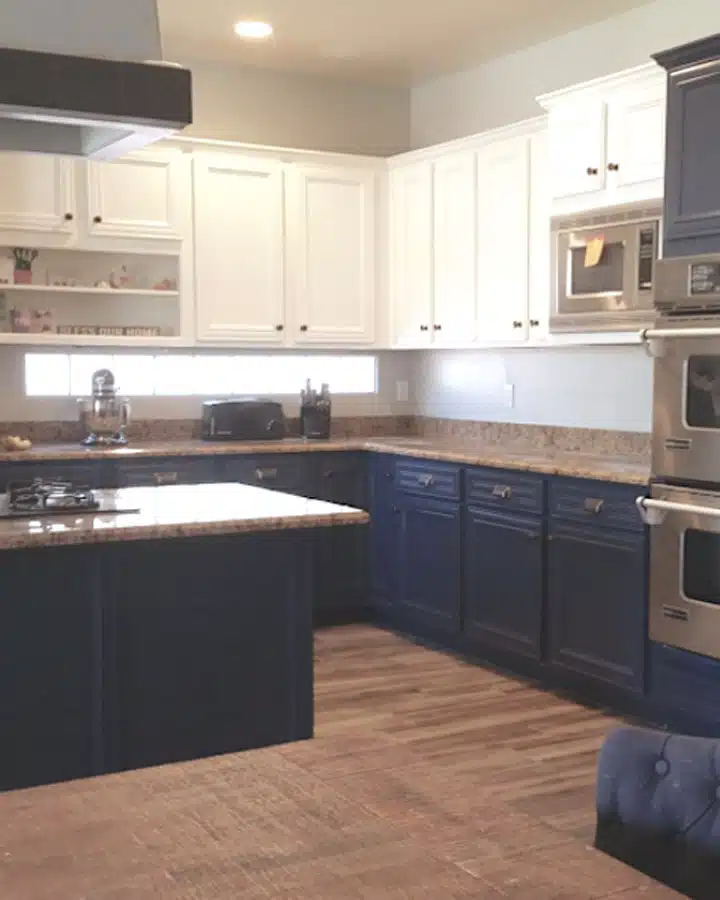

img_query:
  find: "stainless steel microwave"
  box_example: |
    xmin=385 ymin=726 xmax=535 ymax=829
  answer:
xmin=551 ymin=205 xmax=662 ymax=332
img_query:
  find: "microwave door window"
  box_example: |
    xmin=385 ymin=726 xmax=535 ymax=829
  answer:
xmin=686 ymin=356 xmax=720 ymax=430
xmin=684 ymin=529 xmax=720 ymax=606
xmin=569 ymin=242 xmax=624 ymax=298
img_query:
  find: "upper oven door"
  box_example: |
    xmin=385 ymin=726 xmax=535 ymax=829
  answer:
xmin=643 ymin=484 xmax=720 ymax=660
xmin=653 ymin=334 xmax=720 ymax=484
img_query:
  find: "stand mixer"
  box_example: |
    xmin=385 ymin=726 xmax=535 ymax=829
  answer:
xmin=78 ymin=368 xmax=131 ymax=447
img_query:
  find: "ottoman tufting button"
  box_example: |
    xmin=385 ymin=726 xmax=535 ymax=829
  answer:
xmin=655 ymin=759 xmax=669 ymax=777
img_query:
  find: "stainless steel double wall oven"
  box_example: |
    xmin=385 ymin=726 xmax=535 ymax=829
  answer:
xmin=640 ymin=253 xmax=720 ymax=660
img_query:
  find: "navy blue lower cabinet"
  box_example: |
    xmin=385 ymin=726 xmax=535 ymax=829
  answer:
xmin=221 ymin=453 xmax=312 ymax=495
xmin=0 ymin=546 xmax=100 ymax=791
xmin=648 ymin=643 xmax=720 ymax=736
xmin=312 ymin=454 xmax=368 ymax=625
xmin=369 ymin=455 xmax=399 ymax=613
xmin=396 ymin=493 xmax=462 ymax=638
xmin=547 ymin=519 xmax=647 ymax=694
xmin=463 ymin=506 xmax=544 ymax=660
xmin=0 ymin=458 xmax=109 ymax=491
xmin=114 ymin=456 xmax=218 ymax=488
xmin=104 ymin=533 xmax=313 ymax=773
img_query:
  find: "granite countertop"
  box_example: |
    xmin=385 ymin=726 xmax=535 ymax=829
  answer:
xmin=0 ymin=436 xmax=651 ymax=485
xmin=0 ymin=483 xmax=369 ymax=551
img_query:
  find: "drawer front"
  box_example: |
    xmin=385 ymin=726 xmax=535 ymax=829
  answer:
xmin=116 ymin=457 xmax=217 ymax=488
xmin=0 ymin=460 xmax=107 ymax=491
xmin=223 ymin=454 xmax=312 ymax=496
xmin=395 ymin=460 xmax=461 ymax=500
xmin=549 ymin=479 xmax=645 ymax=532
xmin=466 ymin=468 xmax=544 ymax=515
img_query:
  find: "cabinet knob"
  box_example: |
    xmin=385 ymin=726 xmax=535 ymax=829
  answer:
xmin=384 ymin=471 xmax=394 ymax=480
xmin=530 ymin=319 xmax=540 ymax=327
xmin=586 ymin=167 xmax=599 ymax=176
xmin=433 ymin=324 xmax=442 ymax=331
xmin=64 ymin=212 xmax=74 ymax=221
xmin=93 ymin=215 xmax=103 ymax=224
xmin=299 ymin=324 xmax=308 ymax=332
xmin=512 ymin=321 xmax=523 ymax=329
xmin=607 ymin=162 xmax=620 ymax=172
xmin=492 ymin=485 xmax=512 ymax=500
xmin=275 ymin=324 xmax=284 ymax=331
xmin=153 ymin=471 xmax=178 ymax=486
xmin=420 ymin=325 xmax=429 ymax=332
xmin=584 ymin=498 xmax=604 ymax=515
xmin=392 ymin=506 xmax=400 ymax=515
xmin=418 ymin=474 xmax=435 ymax=488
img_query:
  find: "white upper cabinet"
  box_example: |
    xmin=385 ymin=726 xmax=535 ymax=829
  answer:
xmin=0 ymin=153 xmax=76 ymax=240
xmin=194 ymin=153 xmax=286 ymax=344
xmin=476 ymin=135 xmax=532 ymax=342
xmin=287 ymin=165 xmax=375 ymax=345
xmin=544 ymin=101 xmax=606 ymax=202
xmin=390 ymin=162 xmax=433 ymax=347
xmin=538 ymin=64 xmax=666 ymax=215
xmin=432 ymin=151 xmax=477 ymax=345
xmin=83 ymin=148 xmax=190 ymax=243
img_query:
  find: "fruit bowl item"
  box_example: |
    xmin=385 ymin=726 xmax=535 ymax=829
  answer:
xmin=1 ymin=435 xmax=32 ymax=452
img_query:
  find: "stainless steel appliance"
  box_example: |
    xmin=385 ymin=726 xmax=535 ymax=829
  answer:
xmin=639 ymin=485 xmax=720 ymax=659
xmin=201 ymin=399 xmax=286 ymax=442
xmin=0 ymin=1 xmax=191 ymax=159
xmin=646 ymin=255 xmax=720 ymax=486
xmin=0 ymin=479 xmax=138 ymax=519
xmin=78 ymin=368 xmax=131 ymax=447
xmin=551 ymin=204 xmax=661 ymax=332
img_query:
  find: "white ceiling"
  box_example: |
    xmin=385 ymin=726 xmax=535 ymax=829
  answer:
xmin=158 ymin=0 xmax=652 ymax=85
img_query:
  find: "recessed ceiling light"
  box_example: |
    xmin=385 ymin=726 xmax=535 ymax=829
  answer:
xmin=234 ymin=20 xmax=273 ymax=40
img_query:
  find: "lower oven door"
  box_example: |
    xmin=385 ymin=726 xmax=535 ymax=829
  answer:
xmin=653 ymin=333 xmax=720 ymax=484
xmin=640 ymin=484 xmax=720 ymax=660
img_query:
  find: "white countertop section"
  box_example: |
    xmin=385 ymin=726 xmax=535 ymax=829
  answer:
xmin=0 ymin=482 xmax=369 ymax=551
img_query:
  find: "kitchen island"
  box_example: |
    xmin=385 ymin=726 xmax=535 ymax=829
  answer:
xmin=0 ymin=482 xmax=368 ymax=793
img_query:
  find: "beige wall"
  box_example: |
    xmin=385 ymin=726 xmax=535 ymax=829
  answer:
xmin=183 ymin=59 xmax=411 ymax=156
xmin=411 ymin=0 xmax=720 ymax=147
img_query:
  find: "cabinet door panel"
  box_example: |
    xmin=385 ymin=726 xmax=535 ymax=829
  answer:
xmin=663 ymin=60 xmax=720 ymax=254
xmin=369 ymin=456 xmax=398 ymax=611
xmin=221 ymin=454 xmax=311 ymax=495
xmin=547 ymin=520 xmax=646 ymax=693
xmin=464 ymin=508 xmax=543 ymax=659
xmin=84 ymin=149 xmax=188 ymax=242
xmin=289 ymin=166 xmax=375 ymax=345
xmin=390 ymin=163 xmax=433 ymax=347
xmin=397 ymin=495 xmax=462 ymax=635
xmin=528 ymin=129 xmax=551 ymax=338
xmin=476 ymin=136 xmax=531 ymax=342
xmin=0 ymin=153 xmax=75 ymax=236
xmin=194 ymin=154 xmax=286 ymax=343
xmin=606 ymin=84 xmax=665 ymax=194
xmin=0 ymin=546 xmax=98 ymax=791
xmin=433 ymin=152 xmax=476 ymax=345
xmin=547 ymin=101 xmax=606 ymax=200
xmin=115 ymin=457 xmax=217 ymax=488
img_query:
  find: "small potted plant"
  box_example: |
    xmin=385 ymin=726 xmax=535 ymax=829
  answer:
xmin=12 ymin=248 xmax=39 ymax=285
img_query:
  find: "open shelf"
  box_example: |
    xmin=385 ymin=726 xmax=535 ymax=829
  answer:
xmin=0 ymin=333 xmax=188 ymax=348
xmin=0 ymin=284 xmax=179 ymax=298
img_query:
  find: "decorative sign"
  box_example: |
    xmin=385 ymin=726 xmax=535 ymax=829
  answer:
xmin=56 ymin=325 xmax=162 ymax=337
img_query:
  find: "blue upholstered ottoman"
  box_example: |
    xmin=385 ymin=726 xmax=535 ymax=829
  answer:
xmin=596 ymin=726 xmax=720 ymax=899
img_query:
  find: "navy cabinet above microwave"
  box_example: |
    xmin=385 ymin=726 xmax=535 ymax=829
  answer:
xmin=654 ymin=35 xmax=720 ymax=257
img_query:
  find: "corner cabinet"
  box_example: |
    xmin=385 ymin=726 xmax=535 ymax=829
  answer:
xmin=654 ymin=36 xmax=720 ymax=257
xmin=538 ymin=63 xmax=665 ymax=215
xmin=193 ymin=153 xmax=287 ymax=344
xmin=286 ymin=165 xmax=376 ymax=346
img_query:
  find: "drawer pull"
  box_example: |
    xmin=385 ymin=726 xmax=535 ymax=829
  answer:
xmin=255 ymin=468 xmax=278 ymax=481
xmin=154 ymin=471 xmax=178 ymax=486
xmin=418 ymin=474 xmax=435 ymax=488
xmin=584 ymin=498 xmax=604 ymax=515
xmin=492 ymin=485 xmax=512 ymax=500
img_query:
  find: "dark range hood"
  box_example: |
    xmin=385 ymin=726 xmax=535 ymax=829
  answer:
xmin=0 ymin=0 xmax=192 ymax=159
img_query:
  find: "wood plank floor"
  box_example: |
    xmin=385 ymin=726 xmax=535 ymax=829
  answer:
xmin=0 ymin=625 xmax=680 ymax=898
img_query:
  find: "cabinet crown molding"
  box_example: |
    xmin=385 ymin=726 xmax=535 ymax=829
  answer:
xmin=388 ymin=115 xmax=547 ymax=168
xmin=537 ymin=62 xmax=664 ymax=109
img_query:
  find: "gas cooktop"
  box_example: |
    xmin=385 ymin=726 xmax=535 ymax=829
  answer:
xmin=0 ymin=479 xmax=139 ymax=519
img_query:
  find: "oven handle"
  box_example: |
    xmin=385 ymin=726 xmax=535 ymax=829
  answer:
xmin=640 ymin=326 xmax=720 ymax=358
xmin=636 ymin=496 xmax=720 ymax=526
